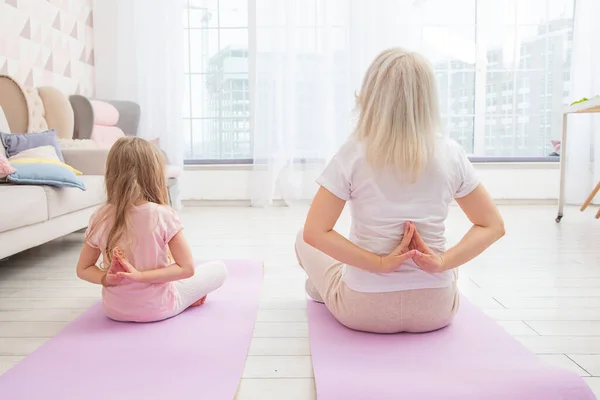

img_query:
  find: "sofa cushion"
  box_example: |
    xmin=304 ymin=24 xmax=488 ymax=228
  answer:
xmin=0 ymin=105 xmax=10 ymax=133
xmin=0 ymin=150 xmax=16 ymax=179
xmin=90 ymin=100 xmax=120 ymax=126
xmin=23 ymin=87 xmax=49 ymax=133
xmin=0 ymin=129 xmax=65 ymax=162
xmin=91 ymin=125 xmax=125 ymax=148
xmin=61 ymin=147 xmax=109 ymax=176
xmin=7 ymin=162 xmax=86 ymax=190
xmin=0 ymin=185 xmax=48 ymax=233
xmin=44 ymin=175 xmax=105 ymax=219
xmin=37 ymin=86 xmax=75 ymax=140
xmin=9 ymin=145 xmax=62 ymax=162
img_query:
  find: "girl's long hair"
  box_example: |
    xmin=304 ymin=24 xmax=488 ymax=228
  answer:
xmin=354 ymin=48 xmax=441 ymax=182
xmin=87 ymin=137 xmax=169 ymax=265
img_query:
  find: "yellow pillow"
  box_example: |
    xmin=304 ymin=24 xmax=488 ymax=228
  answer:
xmin=9 ymin=158 xmax=83 ymax=176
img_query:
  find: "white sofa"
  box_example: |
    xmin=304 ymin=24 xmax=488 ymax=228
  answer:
xmin=0 ymin=148 xmax=108 ymax=260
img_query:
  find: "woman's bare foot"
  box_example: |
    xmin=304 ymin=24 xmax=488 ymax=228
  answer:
xmin=190 ymin=296 xmax=207 ymax=307
xmin=305 ymin=279 xmax=324 ymax=303
xmin=296 ymin=244 xmax=324 ymax=303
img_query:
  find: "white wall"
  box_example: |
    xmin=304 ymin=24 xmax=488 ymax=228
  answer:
xmin=0 ymin=0 xmax=95 ymax=96
xmin=181 ymin=163 xmax=560 ymax=203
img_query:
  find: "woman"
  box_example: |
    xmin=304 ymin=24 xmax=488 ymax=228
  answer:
xmin=295 ymin=48 xmax=505 ymax=334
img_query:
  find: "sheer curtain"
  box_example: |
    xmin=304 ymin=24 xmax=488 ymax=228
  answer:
xmin=92 ymin=0 xmax=185 ymax=208
xmin=251 ymin=0 xmax=440 ymax=206
xmin=565 ymin=0 xmax=600 ymax=205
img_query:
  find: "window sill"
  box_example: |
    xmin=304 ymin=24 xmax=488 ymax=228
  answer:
xmin=184 ymin=163 xmax=253 ymax=171
xmin=470 ymin=161 xmax=559 ymax=170
xmin=184 ymin=160 xmax=560 ymax=172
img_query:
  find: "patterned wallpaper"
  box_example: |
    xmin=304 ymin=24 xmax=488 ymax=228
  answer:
xmin=0 ymin=0 xmax=94 ymax=96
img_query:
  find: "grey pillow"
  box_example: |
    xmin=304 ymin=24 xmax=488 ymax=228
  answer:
xmin=0 ymin=129 xmax=65 ymax=162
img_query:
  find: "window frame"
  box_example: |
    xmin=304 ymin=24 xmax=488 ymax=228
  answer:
xmin=183 ymin=0 xmax=572 ymax=164
xmin=470 ymin=0 xmax=573 ymax=162
xmin=183 ymin=0 xmax=254 ymax=164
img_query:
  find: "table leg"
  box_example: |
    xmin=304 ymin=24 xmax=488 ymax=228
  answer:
xmin=556 ymin=114 xmax=568 ymax=223
xmin=581 ymin=181 xmax=600 ymax=212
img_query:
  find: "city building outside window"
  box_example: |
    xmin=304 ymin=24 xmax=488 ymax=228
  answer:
xmin=183 ymin=0 xmax=575 ymax=163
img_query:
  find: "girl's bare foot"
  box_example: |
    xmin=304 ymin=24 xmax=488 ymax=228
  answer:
xmin=190 ymin=296 xmax=207 ymax=307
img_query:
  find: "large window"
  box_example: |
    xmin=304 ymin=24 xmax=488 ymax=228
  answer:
xmin=183 ymin=0 xmax=251 ymax=162
xmin=183 ymin=0 xmax=575 ymax=162
xmin=423 ymin=0 xmax=574 ymax=157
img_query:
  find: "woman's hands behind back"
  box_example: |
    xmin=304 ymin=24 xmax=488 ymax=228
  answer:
xmin=408 ymin=223 xmax=446 ymax=273
xmin=379 ymin=223 xmax=418 ymax=273
xmin=379 ymin=222 xmax=446 ymax=274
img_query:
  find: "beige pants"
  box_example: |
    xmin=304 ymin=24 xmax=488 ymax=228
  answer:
xmin=295 ymin=230 xmax=459 ymax=334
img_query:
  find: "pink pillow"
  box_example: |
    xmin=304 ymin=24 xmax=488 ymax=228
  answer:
xmin=90 ymin=125 xmax=125 ymax=148
xmin=0 ymin=151 xmax=16 ymax=179
xmin=90 ymin=100 xmax=120 ymax=126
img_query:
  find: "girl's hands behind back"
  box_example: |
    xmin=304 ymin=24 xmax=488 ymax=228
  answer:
xmin=103 ymin=271 xmax=122 ymax=286
xmin=102 ymin=251 xmax=126 ymax=287
xmin=113 ymin=248 xmax=145 ymax=283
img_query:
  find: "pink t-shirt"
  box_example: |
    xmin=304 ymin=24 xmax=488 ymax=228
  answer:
xmin=85 ymin=203 xmax=182 ymax=322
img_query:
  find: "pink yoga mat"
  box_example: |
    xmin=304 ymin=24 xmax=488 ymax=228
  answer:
xmin=0 ymin=260 xmax=262 ymax=400
xmin=308 ymin=297 xmax=596 ymax=400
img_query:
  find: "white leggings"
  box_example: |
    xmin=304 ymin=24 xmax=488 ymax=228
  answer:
xmin=166 ymin=260 xmax=228 ymax=318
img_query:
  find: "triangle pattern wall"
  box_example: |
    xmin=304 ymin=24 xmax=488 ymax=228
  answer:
xmin=0 ymin=0 xmax=95 ymax=97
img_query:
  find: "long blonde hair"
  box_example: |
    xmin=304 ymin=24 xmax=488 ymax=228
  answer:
xmin=354 ymin=48 xmax=441 ymax=182
xmin=87 ymin=137 xmax=169 ymax=264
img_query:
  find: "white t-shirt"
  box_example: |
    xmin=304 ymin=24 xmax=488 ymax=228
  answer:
xmin=316 ymin=137 xmax=480 ymax=293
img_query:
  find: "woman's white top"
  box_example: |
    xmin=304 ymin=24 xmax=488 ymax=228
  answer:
xmin=316 ymin=137 xmax=479 ymax=293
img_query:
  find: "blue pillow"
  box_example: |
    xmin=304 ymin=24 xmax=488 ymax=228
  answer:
xmin=0 ymin=129 xmax=65 ymax=162
xmin=6 ymin=162 xmax=86 ymax=190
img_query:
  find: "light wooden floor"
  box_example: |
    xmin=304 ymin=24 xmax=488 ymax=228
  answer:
xmin=1 ymin=205 xmax=600 ymax=399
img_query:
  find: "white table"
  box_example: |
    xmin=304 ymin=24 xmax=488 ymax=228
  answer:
xmin=556 ymin=97 xmax=600 ymax=222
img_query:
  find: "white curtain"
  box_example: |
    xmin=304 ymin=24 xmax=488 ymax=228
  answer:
xmin=565 ymin=0 xmax=600 ymax=205
xmin=251 ymin=0 xmax=452 ymax=206
xmin=92 ymin=0 xmax=185 ymax=208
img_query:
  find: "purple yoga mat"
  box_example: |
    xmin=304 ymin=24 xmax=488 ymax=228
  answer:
xmin=308 ymin=297 xmax=596 ymax=400
xmin=0 ymin=260 xmax=263 ymax=400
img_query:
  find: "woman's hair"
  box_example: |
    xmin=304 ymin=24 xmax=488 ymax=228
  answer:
xmin=87 ymin=137 xmax=169 ymax=264
xmin=354 ymin=48 xmax=441 ymax=182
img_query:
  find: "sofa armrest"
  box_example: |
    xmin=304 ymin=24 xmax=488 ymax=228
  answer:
xmin=62 ymin=148 xmax=109 ymax=176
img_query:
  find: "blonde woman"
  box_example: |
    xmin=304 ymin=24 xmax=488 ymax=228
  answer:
xmin=77 ymin=137 xmax=227 ymax=322
xmin=296 ymin=48 xmax=505 ymax=334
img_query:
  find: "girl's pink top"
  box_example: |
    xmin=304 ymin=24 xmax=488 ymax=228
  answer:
xmin=86 ymin=203 xmax=182 ymax=322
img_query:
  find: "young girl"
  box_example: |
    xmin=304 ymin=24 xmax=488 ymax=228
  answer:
xmin=76 ymin=137 xmax=227 ymax=322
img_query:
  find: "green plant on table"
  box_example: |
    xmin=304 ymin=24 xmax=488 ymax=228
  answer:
xmin=571 ymin=95 xmax=599 ymax=106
